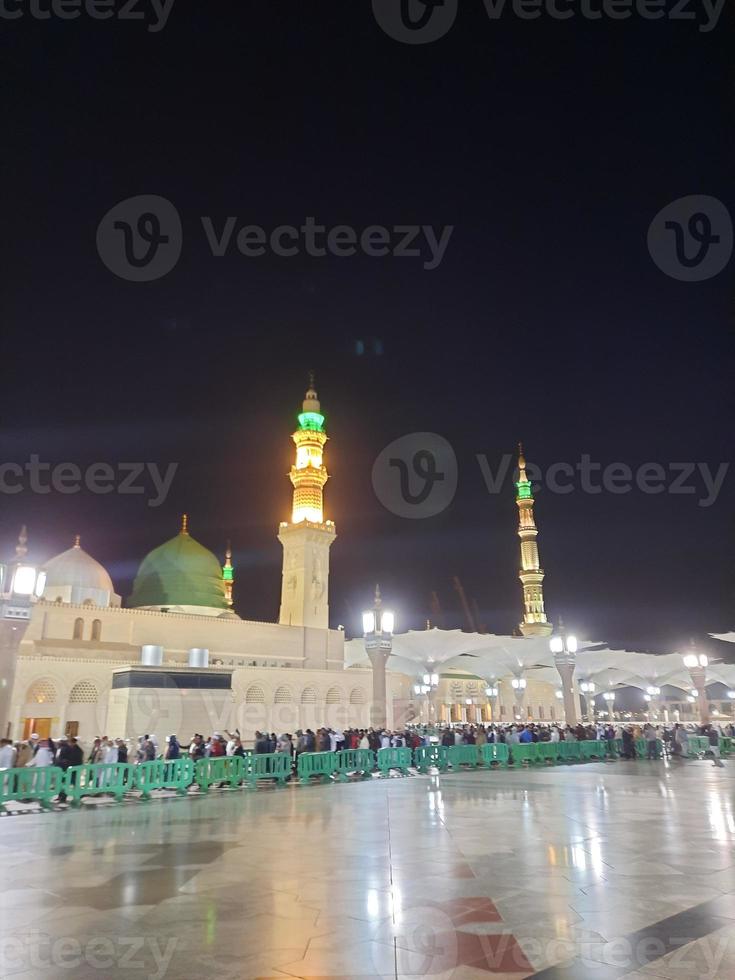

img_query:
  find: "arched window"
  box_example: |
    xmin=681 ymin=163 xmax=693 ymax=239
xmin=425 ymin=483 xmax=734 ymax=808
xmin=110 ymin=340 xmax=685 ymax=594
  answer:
xmin=72 ymin=618 xmax=84 ymax=640
xmin=245 ymin=685 xmax=265 ymax=704
xmin=301 ymin=686 xmax=317 ymax=704
xmin=326 ymin=687 xmax=343 ymax=704
xmin=538 ymin=705 xmax=545 ymax=720
xmin=91 ymin=619 xmax=102 ymax=641
xmin=26 ymin=678 xmax=58 ymax=705
xmin=349 ymin=688 xmax=367 ymax=705
xmin=274 ymin=686 xmax=292 ymax=704
xmin=69 ymin=680 xmax=99 ymax=704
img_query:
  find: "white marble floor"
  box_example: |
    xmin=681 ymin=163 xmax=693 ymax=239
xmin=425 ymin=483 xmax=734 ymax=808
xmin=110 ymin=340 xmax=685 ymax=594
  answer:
xmin=1 ymin=758 xmax=735 ymax=979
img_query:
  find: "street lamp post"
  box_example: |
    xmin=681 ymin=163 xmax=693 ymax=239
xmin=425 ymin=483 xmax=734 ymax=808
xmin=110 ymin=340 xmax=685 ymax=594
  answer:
xmin=644 ymin=685 xmax=661 ymax=724
xmin=549 ymin=622 xmax=578 ymax=727
xmin=602 ymin=691 xmax=615 ymax=720
xmin=682 ymin=645 xmax=709 ymax=725
xmin=579 ymin=681 xmax=596 ymax=723
xmin=511 ymin=676 xmax=527 ymax=721
xmin=413 ymin=671 xmax=439 ymax=725
xmin=363 ymin=585 xmax=395 ymax=730
xmin=0 ymin=528 xmax=45 ymax=738
xmin=485 ymin=684 xmax=499 ymax=724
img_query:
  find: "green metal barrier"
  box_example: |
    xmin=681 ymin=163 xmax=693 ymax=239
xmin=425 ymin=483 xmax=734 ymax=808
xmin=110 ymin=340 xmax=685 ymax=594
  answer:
xmin=557 ymin=741 xmax=581 ymax=763
xmin=0 ymin=766 xmax=66 ymax=812
xmin=537 ymin=742 xmax=561 ymax=765
xmin=688 ymin=735 xmax=711 ymax=757
xmin=635 ymin=738 xmax=663 ymax=759
xmin=606 ymin=738 xmax=623 ymax=758
xmin=195 ymin=756 xmax=244 ymax=792
xmin=244 ymin=752 xmax=290 ymax=787
xmin=335 ymin=748 xmax=374 ymax=781
xmin=413 ymin=744 xmax=449 ymax=772
xmin=134 ymin=758 xmax=194 ymax=799
xmin=447 ymin=744 xmax=479 ymax=769
xmin=510 ymin=743 xmax=540 ymax=766
xmin=297 ymin=751 xmax=338 ymax=785
xmin=722 ymin=737 xmax=733 ymax=756
xmin=64 ymin=763 xmax=133 ymax=805
xmin=479 ymin=743 xmax=509 ymax=768
xmin=580 ymin=740 xmax=607 ymax=760
xmin=377 ymin=746 xmax=412 ymax=776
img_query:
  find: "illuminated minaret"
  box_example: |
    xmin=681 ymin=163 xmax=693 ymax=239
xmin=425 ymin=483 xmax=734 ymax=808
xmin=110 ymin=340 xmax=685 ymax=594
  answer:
xmin=516 ymin=444 xmax=552 ymax=637
xmin=278 ymin=375 xmax=336 ymax=629
xmin=222 ymin=542 xmax=234 ymax=608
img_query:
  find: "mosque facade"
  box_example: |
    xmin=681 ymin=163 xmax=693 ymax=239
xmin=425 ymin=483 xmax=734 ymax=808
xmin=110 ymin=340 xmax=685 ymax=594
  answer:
xmin=3 ymin=382 xmax=586 ymax=744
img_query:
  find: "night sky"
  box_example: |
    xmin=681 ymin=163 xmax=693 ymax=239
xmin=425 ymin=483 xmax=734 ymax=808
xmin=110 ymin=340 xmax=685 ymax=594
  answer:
xmin=1 ymin=1 xmax=732 ymax=655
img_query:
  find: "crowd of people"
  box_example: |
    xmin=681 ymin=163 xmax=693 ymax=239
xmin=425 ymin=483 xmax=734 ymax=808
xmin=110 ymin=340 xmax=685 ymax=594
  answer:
xmin=1 ymin=719 xmax=731 ymax=778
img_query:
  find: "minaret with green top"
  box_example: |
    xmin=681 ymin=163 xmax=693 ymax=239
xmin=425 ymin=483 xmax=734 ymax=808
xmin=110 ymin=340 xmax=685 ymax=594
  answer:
xmin=516 ymin=443 xmax=552 ymax=637
xmin=222 ymin=542 xmax=234 ymax=608
xmin=277 ymin=375 xmax=336 ymax=629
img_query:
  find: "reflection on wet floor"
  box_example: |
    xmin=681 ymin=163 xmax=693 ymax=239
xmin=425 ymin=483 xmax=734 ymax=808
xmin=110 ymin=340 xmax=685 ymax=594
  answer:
xmin=1 ymin=762 xmax=735 ymax=978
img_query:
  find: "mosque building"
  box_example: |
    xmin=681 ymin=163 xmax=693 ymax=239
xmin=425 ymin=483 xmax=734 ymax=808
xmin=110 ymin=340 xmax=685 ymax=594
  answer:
xmin=5 ymin=380 xmax=404 ymax=743
xmin=7 ymin=384 xmax=720 ymax=744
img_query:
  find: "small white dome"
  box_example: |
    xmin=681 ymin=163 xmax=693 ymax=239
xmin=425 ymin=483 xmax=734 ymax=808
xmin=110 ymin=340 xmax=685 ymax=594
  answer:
xmin=42 ymin=538 xmax=119 ymax=607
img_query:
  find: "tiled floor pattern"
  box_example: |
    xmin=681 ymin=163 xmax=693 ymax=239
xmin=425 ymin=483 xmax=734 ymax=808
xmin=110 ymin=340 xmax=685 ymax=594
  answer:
xmin=1 ymin=760 xmax=735 ymax=978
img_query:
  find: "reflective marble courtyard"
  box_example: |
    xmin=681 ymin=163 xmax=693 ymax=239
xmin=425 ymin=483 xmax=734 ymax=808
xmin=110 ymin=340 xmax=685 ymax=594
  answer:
xmin=2 ymin=760 xmax=735 ymax=979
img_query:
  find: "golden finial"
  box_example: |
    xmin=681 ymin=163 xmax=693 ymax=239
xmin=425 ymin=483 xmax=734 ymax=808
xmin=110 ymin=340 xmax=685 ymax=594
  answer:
xmin=180 ymin=514 xmax=189 ymax=535
xmin=73 ymin=534 xmax=81 ymax=549
xmin=224 ymin=540 xmax=232 ymax=566
xmin=426 ymin=618 xmax=432 ymax=630
xmin=518 ymin=442 xmax=527 ymax=479
xmin=374 ymin=583 xmax=382 ymax=608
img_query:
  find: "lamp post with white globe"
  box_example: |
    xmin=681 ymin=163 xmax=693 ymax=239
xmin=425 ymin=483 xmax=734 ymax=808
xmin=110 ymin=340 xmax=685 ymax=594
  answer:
xmin=0 ymin=528 xmax=45 ymax=738
xmin=682 ymin=644 xmax=709 ymax=725
xmin=363 ymin=585 xmax=395 ymax=730
xmin=579 ymin=681 xmax=596 ymax=724
xmin=550 ymin=621 xmax=578 ymax=727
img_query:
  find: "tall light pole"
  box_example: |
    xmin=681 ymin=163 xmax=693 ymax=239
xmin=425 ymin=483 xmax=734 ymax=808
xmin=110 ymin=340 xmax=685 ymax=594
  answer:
xmin=644 ymin=685 xmax=661 ymax=724
xmin=413 ymin=671 xmax=439 ymax=725
xmin=602 ymin=690 xmax=616 ymax=721
xmin=683 ymin=645 xmax=709 ymax=725
xmin=549 ymin=621 xmax=578 ymax=727
xmin=0 ymin=528 xmax=45 ymax=738
xmin=485 ymin=684 xmax=499 ymax=723
xmin=511 ymin=676 xmax=527 ymax=721
xmin=580 ymin=681 xmax=596 ymax=723
xmin=363 ymin=585 xmax=394 ymax=730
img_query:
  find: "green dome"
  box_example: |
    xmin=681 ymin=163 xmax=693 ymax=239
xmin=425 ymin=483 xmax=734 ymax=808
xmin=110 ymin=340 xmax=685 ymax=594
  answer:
xmin=129 ymin=526 xmax=228 ymax=611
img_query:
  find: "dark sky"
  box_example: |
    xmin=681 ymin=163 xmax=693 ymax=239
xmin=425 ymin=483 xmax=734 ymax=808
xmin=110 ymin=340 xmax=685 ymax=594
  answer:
xmin=1 ymin=1 xmax=732 ymax=655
